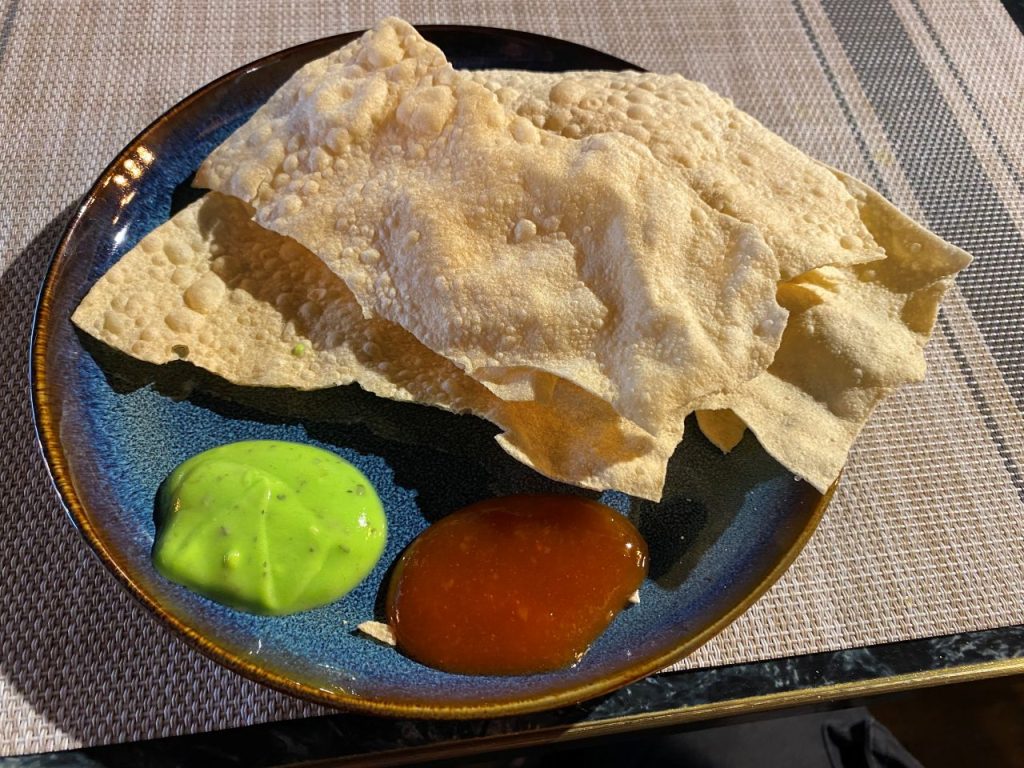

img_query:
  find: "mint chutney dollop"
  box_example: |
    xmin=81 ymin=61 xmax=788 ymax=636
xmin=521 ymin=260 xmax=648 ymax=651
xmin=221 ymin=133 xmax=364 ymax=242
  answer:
xmin=152 ymin=441 xmax=386 ymax=615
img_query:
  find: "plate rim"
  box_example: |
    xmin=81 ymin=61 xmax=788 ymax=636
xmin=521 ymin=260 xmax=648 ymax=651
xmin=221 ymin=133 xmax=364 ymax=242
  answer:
xmin=30 ymin=25 xmax=834 ymax=719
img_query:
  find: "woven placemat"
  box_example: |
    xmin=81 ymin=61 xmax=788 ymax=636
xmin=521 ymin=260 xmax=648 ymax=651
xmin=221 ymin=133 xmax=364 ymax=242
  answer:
xmin=2 ymin=0 xmax=1022 ymax=755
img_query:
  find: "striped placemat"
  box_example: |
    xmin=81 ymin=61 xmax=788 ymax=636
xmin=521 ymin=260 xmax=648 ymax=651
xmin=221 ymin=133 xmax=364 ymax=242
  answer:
xmin=1 ymin=0 xmax=1021 ymax=754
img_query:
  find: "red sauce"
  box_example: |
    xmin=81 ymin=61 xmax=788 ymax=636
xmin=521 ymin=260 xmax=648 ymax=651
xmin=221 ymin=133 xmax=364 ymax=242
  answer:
xmin=385 ymin=495 xmax=648 ymax=675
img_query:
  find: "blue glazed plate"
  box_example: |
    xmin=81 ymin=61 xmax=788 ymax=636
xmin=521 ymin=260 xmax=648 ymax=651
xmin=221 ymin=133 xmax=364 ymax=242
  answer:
xmin=31 ymin=27 xmax=832 ymax=718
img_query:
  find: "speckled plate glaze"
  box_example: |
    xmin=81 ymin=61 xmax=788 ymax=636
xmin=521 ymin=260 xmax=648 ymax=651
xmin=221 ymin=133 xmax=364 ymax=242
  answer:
xmin=32 ymin=27 xmax=833 ymax=719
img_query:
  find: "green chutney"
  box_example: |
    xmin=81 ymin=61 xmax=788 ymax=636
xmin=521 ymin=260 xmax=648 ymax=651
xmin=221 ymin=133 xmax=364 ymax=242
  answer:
xmin=153 ymin=441 xmax=386 ymax=615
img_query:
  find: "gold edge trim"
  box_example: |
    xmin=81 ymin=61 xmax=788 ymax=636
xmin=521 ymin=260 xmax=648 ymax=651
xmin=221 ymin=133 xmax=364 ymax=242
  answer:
xmin=318 ymin=656 xmax=1024 ymax=768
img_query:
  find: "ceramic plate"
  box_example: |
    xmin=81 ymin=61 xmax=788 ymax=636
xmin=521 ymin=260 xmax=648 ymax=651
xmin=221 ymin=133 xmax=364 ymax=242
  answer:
xmin=31 ymin=27 xmax=832 ymax=718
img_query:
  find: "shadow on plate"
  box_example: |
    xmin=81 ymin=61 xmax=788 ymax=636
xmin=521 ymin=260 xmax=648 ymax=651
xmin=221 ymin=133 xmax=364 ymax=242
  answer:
xmin=79 ymin=331 xmax=782 ymax=592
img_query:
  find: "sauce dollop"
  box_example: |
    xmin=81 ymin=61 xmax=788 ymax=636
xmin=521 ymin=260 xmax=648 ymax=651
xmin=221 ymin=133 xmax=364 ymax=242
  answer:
xmin=386 ymin=495 xmax=647 ymax=675
xmin=153 ymin=441 xmax=386 ymax=615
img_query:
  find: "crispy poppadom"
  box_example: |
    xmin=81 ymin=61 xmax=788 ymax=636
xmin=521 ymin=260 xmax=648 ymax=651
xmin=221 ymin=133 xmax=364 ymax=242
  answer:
xmin=473 ymin=69 xmax=887 ymax=280
xmin=195 ymin=18 xmax=790 ymax=441
xmin=697 ymin=174 xmax=971 ymax=490
xmin=695 ymin=409 xmax=747 ymax=453
xmin=468 ymin=69 xmax=971 ymax=491
xmin=72 ymin=192 xmax=678 ymax=500
xmin=77 ymin=18 xmax=973 ymax=498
